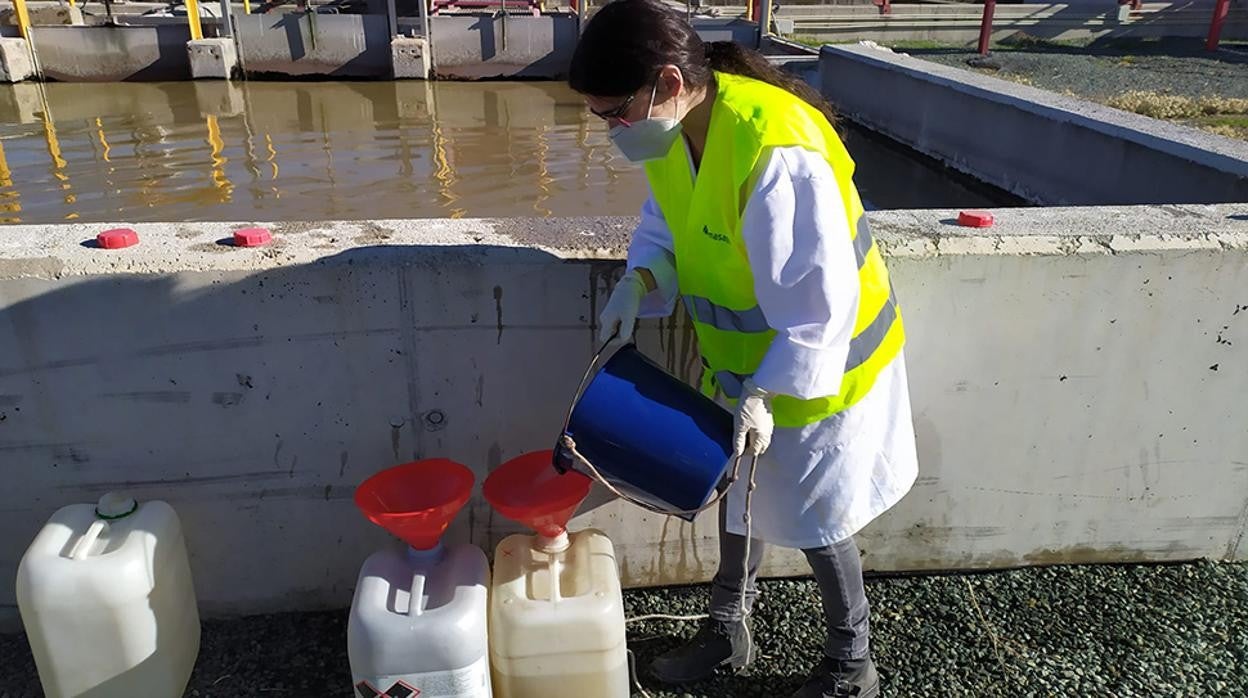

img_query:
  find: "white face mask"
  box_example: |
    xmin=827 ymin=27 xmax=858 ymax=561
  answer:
xmin=608 ymin=80 xmax=684 ymax=163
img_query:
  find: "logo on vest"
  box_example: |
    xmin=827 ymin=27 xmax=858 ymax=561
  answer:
xmin=702 ymin=225 xmax=729 ymax=244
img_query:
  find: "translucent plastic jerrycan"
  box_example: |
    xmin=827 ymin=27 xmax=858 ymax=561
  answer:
xmin=484 ymin=451 xmax=629 ymax=698
xmin=15 ymin=492 xmax=201 ymax=698
xmin=349 ymin=459 xmax=491 ymax=698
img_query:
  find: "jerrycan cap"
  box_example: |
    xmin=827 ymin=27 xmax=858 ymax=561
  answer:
xmin=96 ymin=492 xmax=138 ymax=520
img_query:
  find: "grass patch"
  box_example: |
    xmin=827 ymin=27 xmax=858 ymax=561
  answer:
xmin=1105 ymin=91 xmax=1248 ymax=120
xmin=1192 ymin=114 xmax=1248 ymax=140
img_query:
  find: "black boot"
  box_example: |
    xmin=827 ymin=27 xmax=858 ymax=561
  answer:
xmin=649 ymin=617 xmax=754 ymax=685
xmin=789 ymin=656 xmax=880 ymax=698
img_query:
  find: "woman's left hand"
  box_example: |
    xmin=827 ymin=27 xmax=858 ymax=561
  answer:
xmin=733 ymin=379 xmax=775 ymax=456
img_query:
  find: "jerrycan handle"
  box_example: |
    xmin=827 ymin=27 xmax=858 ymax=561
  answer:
xmin=408 ymin=574 xmax=425 ymax=618
xmin=69 ymin=520 xmax=108 ymax=561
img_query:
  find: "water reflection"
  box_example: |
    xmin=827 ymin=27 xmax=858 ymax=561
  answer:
xmin=0 ymin=80 xmax=1012 ymax=225
xmin=0 ymin=81 xmax=648 ymax=224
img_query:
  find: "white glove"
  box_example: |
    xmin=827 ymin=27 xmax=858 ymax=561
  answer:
xmin=599 ymin=271 xmax=647 ymax=344
xmin=733 ymin=379 xmax=775 ymax=456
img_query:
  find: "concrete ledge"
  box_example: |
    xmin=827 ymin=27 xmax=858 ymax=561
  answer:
xmin=1 ymin=205 xmax=1246 ymax=622
xmin=0 ymin=36 xmax=33 ymax=83
xmin=30 ymin=25 xmax=193 ymax=81
xmin=819 ymin=43 xmax=1248 ymax=206
xmin=188 ymin=37 xmax=238 ymax=80
xmin=236 ymin=13 xmax=393 ymax=78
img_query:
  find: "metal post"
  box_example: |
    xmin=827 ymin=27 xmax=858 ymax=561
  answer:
xmin=575 ymin=0 xmax=584 ymax=32
xmin=758 ymin=0 xmax=772 ymax=48
xmin=977 ymin=0 xmax=996 ymax=56
xmin=387 ymin=0 xmax=398 ymax=37
xmin=419 ymin=0 xmax=431 ymax=38
xmin=185 ymin=0 xmax=205 ymax=40
xmin=11 ymin=0 xmax=32 ymax=39
xmin=218 ymin=0 xmax=234 ymax=37
xmin=243 ymin=0 xmax=251 ymax=14
xmin=1206 ymin=0 xmax=1230 ymax=52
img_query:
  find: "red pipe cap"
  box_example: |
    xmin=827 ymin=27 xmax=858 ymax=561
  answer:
xmin=97 ymin=228 xmax=139 ymax=249
xmin=958 ymin=210 xmax=995 ymax=228
xmin=233 ymin=227 xmax=273 ymax=247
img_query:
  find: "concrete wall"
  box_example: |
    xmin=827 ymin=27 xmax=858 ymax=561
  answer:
xmin=30 ymin=25 xmax=192 ymax=82
xmin=787 ymin=3 xmax=1248 ymax=44
xmin=235 ymin=12 xmax=392 ymax=78
xmin=820 ymin=44 xmax=1248 ymax=206
xmin=426 ymin=14 xmax=579 ymax=79
xmin=1 ymin=206 xmax=1246 ymax=629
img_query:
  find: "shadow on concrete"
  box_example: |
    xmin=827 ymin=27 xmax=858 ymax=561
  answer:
xmin=0 ymin=238 xmax=672 ymax=604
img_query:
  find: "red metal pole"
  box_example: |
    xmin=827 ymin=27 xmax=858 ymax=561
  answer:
xmin=977 ymin=0 xmax=997 ymax=55
xmin=1206 ymin=0 xmax=1230 ymax=52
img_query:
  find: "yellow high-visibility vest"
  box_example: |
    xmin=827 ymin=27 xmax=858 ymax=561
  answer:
xmin=642 ymin=71 xmax=904 ymax=428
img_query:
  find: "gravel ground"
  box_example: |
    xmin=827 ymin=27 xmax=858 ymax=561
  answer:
xmin=2 ymin=560 xmax=1245 ymax=697
xmin=905 ymin=37 xmax=1248 ymax=102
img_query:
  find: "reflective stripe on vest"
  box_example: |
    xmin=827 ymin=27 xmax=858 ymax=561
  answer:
xmin=708 ymin=290 xmax=899 ymax=399
xmin=681 ymin=218 xmax=876 ymax=335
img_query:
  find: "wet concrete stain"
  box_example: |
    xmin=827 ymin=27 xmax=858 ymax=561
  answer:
xmin=339 ymin=451 xmax=349 ymax=478
xmin=396 ymin=268 xmax=424 ymax=460
xmin=493 ymin=285 xmax=504 ymax=345
xmin=390 ymin=424 xmax=402 ymax=461
xmin=475 ymin=374 xmax=485 ymax=408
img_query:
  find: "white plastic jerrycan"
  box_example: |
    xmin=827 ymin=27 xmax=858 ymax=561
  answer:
xmin=15 ymin=492 xmax=201 ymax=698
xmin=349 ymin=459 xmax=491 ymax=698
xmin=483 ymin=452 xmax=629 ymax=698
xmin=348 ymin=543 xmax=492 ymax=697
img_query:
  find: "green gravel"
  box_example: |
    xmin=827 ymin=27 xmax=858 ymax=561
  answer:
xmin=1 ymin=561 xmax=1245 ymax=697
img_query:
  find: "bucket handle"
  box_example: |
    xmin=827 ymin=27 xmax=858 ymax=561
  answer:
xmin=559 ymin=332 xmax=753 ymax=519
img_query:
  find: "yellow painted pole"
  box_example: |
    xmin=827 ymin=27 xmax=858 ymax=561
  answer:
xmin=39 ymin=101 xmax=78 ymax=218
xmin=185 ymin=0 xmax=204 ymax=40
xmin=95 ymin=118 xmax=112 ymax=163
xmin=205 ymin=115 xmax=233 ymax=199
xmin=11 ymin=0 xmax=32 ymax=40
xmin=0 ymin=141 xmax=21 ymax=222
xmin=0 ymin=141 xmax=10 ymax=189
xmin=243 ymin=0 xmax=251 ymax=13
xmin=66 ymin=0 xmax=76 ymax=8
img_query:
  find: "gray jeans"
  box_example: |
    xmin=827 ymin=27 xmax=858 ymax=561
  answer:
xmin=708 ymin=502 xmax=871 ymax=661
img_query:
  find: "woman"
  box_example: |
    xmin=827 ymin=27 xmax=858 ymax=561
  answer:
xmin=569 ymin=1 xmax=919 ymax=697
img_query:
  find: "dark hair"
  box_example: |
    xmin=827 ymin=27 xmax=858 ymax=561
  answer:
xmin=568 ymin=0 xmax=837 ymax=128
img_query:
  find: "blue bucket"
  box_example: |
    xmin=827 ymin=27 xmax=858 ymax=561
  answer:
xmin=553 ymin=344 xmax=734 ymax=521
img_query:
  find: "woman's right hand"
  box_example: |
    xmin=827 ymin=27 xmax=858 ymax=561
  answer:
xmin=598 ymin=271 xmax=649 ymax=344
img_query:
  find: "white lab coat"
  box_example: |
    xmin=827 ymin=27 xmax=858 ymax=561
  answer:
xmin=626 ymin=144 xmax=919 ymax=550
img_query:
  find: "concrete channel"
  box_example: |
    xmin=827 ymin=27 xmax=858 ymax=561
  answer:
xmin=0 ymin=205 xmax=1246 ymax=626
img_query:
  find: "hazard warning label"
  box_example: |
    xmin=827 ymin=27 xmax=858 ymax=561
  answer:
xmin=355 ymin=679 xmax=420 ymax=698
xmin=352 ymin=657 xmax=490 ymax=698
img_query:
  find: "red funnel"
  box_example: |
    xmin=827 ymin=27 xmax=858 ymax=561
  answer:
xmin=354 ymin=459 xmax=475 ymax=550
xmin=483 ymin=450 xmax=592 ymax=538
